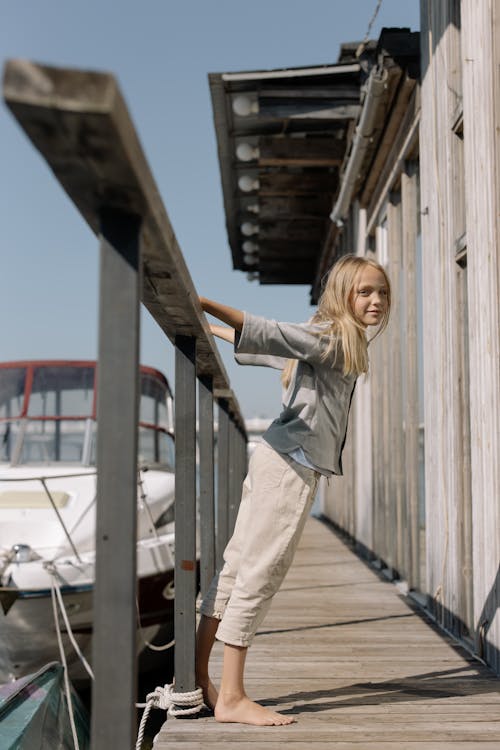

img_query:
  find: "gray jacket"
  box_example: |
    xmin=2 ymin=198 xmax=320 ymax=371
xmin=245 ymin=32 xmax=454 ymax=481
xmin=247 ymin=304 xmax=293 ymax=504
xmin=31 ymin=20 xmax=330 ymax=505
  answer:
xmin=235 ymin=312 xmax=357 ymax=475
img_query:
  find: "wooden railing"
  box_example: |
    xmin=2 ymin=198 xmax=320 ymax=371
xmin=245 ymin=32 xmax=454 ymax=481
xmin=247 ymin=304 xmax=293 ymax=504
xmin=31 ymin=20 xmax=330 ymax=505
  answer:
xmin=3 ymin=58 xmax=247 ymax=749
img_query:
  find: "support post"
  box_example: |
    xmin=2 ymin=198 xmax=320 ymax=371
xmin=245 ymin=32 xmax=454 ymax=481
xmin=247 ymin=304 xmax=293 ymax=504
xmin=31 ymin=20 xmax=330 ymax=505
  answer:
xmin=216 ymin=399 xmax=230 ymax=568
xmin=228 ymin=419 xmax=239 ymax=536
xmin=91 ymin=208 xmax=142 ymax=750
xmin=238 ymin=426 xmax=248 ymax=499
xmin=198 ymin=375 xmax=215 ymax=598
xmin=174 ymin=335 xmax=197 ymax=694
xmin=242 ymin=428 xmax=248 ymax=482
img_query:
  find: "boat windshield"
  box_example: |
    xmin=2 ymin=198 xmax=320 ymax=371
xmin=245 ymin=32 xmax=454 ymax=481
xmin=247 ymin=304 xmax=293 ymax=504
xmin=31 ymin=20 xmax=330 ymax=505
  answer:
xmin=0 ymin=366 xmax=27 ymax=420
xmin=28 ymin=365 xmax=94 ymax=418
xmin=0 ymin=363 xmax=174 ymax=468
xmin=21 ymin=419 xmax=90 ymax=463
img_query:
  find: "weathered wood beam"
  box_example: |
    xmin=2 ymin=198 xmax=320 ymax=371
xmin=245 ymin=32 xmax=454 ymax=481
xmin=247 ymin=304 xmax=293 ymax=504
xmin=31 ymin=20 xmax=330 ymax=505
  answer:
xmin=258 ymin=99 xmax=360 ymax=121
xmin=259 ymin=271 xmax=315 ymax=285
xmin=231 ymin=118 xmax=354 ymax=138
xmin=258 ymin=136 xmax=346 ymax=167
xmin=220 ymin=62 xmax=360 ymax=83
xmin=365 ymin=106 xmax=420 ymax=236
xmin=256 ymin=85 xmax=361 ymax=100
xmin=259 ymin=256 xmax=318 ymax=268
xmin=360 ymin=76 xmax=418 ymax=209
xmin=256 ymin=264 xmax=318 ymax=282
xmin=2 ymin=59 xmax=245 ymax=428
xmin=255 ymin=219 xmax=326 ymax=243
xmin=255 ymin=239 xmax=319 ymax=258
xmin=259 ymin=171 xmax=338 ymax=196
xmin=252 ymin=194 xmax=331 ymax=220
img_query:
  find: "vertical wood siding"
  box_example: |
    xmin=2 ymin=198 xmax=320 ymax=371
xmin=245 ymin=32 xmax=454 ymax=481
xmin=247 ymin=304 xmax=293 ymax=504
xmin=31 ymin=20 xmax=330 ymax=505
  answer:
xmin=320 ymin=0 xmax=500 ymax=676
xmin=387 ymin=196 xmax=404 ymax=577
xmin=461 ymin=0 xmax=500 ymax=673
xmin=401 ymin=164 xmax=421 ymax=590
xmin=420 ymin=0 xmax=472 ymax=636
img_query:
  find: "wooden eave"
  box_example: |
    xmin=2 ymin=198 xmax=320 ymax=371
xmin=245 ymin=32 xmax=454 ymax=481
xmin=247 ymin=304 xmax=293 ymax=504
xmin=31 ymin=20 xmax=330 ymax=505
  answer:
xmin=311 ymin=28 xmax=420 ymax=301
xmin=350 ymin=28 xmax=421 ymax=215
xmin=208 ymin=60 xmax=365 ymax=286
xmin=311 ymin=77 xmax=418 ymax=302
xmin=364 ymin=81 xmax=420 ymax=231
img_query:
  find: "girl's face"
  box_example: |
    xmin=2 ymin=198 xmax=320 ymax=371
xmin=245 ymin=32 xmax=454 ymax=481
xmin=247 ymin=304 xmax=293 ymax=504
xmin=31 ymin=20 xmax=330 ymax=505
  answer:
xmin=350 ymin=266 xmax=389 ymax=328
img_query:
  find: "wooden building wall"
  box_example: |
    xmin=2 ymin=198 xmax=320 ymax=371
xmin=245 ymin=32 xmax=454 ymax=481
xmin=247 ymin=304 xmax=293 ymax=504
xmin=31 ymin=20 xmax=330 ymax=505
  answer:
xmin=419 ymin=0 xmax=470 ymax=641
xmin=460 ymin=0 xmax=500 ymax=673
xmin=420 ymin=0 xmax=500 ymax=672
xmin=319 ymin=0 xmax=500 ymax=676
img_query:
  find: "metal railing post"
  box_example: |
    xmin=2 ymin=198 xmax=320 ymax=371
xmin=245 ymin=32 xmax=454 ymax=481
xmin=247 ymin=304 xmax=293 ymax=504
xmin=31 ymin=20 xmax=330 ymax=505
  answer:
xmin=228 ymin=418 xmax=239 ymax=536
xmin=174 ymin=335 xmax=198 ymax=694
xmin=198 ymin=375 xmax=215 ymax=598
xmin=241 ymin=427 xmax=248 ymax=483
xmin=216 ymin=399 xmax=230 ymax=567
xmin=237 ymin=425 xmax=247 ymax=506
xmin=91 ymin=208 xmax=142 ymax=750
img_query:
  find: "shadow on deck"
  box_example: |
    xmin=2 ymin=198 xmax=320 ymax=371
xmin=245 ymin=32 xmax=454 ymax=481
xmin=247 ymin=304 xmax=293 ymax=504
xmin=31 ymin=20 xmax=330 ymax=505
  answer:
xmin=155 ymin=517 xmax=500 ymax=749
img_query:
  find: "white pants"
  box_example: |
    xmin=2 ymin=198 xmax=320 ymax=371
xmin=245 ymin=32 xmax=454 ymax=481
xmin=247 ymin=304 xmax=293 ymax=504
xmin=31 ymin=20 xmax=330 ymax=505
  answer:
xmin=200 ymin=442 xmax=319 ymax=647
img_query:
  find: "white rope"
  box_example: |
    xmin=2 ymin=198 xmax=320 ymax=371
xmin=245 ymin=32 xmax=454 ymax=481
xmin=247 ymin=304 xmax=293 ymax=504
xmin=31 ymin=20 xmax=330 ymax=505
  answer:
xmin=135 ymin=586 xmax=176 ymax=653
xmin=140 ymin=635 xmax=175 ymax=653
xmin=50 ymin=578 xmax=81 ymax=750
xmin=46 ymin=563 xmax=95 ymax=680
xmin=135 ymin=684 xmax=205 ymax=750
xmin=136 ymin=701 xmax=155 ymax=749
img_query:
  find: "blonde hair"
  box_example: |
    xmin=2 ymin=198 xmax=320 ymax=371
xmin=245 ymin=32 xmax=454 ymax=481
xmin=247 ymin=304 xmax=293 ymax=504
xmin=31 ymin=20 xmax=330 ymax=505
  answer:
xmin=281 ymin=254 xmax=391 ymax=388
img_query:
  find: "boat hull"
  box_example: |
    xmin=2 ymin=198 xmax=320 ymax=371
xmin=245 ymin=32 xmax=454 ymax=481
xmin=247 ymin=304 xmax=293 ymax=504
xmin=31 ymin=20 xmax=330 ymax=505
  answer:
xmin=0 ymin=662 xmax=90 ymax=749
xmin=0 ymin=568 xmax=176 ymax=689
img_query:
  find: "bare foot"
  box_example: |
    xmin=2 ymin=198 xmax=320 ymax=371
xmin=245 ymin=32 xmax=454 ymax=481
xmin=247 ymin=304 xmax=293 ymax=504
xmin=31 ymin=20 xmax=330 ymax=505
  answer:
xmin=197 ymin=677 xmax=218 ymax=711
xmin=215 ymin=693 xmax=295 ymax=726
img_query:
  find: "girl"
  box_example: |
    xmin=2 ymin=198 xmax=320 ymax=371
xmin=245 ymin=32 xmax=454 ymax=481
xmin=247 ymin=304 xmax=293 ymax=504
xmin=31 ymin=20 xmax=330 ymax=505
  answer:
xmin=196 ymin=254 xmax=391 ymax=726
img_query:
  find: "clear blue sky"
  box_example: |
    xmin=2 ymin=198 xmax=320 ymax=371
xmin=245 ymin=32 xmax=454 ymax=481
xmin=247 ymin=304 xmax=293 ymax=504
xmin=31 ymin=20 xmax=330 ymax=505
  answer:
xmin=1 ymin=1 xmax=419 ymax=418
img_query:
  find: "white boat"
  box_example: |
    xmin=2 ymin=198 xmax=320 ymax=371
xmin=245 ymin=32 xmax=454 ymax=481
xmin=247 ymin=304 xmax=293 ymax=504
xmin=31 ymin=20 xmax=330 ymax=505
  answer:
xmin=0 ymin=360 xmax=178 ymax=688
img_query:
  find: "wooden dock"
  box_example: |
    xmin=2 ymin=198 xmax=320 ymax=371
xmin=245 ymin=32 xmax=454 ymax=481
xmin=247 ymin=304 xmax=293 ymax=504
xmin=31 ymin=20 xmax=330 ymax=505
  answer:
xmin=155 ymin=517 xmax=500 ymax=749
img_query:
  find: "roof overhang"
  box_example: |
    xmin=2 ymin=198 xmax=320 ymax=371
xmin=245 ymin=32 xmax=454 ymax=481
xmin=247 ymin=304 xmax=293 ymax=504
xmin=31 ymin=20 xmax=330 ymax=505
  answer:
xmin=209 ymin=28 xmax=419 ymax=301
xmin=208 ymin=57 xmax=366 ymax=287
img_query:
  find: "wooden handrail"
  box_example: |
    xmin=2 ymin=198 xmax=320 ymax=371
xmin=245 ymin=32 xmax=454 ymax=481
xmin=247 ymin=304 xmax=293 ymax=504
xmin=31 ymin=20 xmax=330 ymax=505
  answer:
xmin=3 ymin=58 xmax=245 ymax=429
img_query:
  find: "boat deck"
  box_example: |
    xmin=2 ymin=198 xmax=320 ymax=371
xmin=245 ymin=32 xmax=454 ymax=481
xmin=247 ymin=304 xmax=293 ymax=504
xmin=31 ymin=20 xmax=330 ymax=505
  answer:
xmin=155 ymin=516 xmax=500 ymax=749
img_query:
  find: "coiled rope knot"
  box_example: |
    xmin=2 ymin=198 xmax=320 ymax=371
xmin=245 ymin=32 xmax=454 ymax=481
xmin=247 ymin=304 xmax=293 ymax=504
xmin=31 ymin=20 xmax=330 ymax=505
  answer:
xmin=147 ymin=684 xmax=204 ymax=716
xmin=136 ymin=684 xmax=205 ymax=750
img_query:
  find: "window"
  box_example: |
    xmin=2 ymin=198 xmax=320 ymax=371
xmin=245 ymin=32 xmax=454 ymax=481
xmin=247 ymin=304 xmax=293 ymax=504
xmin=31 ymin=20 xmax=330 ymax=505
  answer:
xmin=140 ymin=373 xmax=169 ymax=429
xmin=0 ymin=367 xmax=26 ymax=419
xmin=138 ymin=427 xmax=175 ymax=469
xmin=20 ymin=419 xmax=88 ymax=463
xmin=28 ymin=366 xmax=94 ymax=417
xmin=0 ymin=421 xmax=21 ymax=463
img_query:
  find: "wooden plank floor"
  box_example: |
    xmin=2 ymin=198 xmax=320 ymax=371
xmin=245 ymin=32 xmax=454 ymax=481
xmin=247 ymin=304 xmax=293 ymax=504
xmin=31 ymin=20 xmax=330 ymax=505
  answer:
xmin=155 ymin=517 xmax=500 ymax=749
